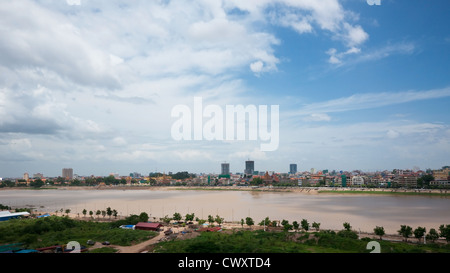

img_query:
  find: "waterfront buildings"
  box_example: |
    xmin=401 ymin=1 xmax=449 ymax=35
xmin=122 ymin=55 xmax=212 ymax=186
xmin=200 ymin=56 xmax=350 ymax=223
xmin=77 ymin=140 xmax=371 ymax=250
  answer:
xmin=62 ymin=168 xmax=73 ymax=180
xmin=395 ymin=174 xmax=417 ymax=188
xmin=221 ymin=163 xmax=230 ymax=176
xmin=245 ymin=160 xmax=254 ymax=175
xmin=289 ymin=164 xmax=297 ymax=175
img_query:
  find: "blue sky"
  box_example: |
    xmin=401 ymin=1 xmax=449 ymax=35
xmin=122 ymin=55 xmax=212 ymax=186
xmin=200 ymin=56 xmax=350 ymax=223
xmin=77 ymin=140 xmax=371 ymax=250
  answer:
xmin=0 ymin=0 xmax=449 ymax=177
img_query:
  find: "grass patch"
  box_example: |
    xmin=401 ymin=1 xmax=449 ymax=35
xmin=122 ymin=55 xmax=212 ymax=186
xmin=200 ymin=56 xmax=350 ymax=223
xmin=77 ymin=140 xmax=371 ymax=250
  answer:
xmin=0 ymin=216 xmax=158 ymax=250
xmin=153 ymin=229 xmax=450 ymax=253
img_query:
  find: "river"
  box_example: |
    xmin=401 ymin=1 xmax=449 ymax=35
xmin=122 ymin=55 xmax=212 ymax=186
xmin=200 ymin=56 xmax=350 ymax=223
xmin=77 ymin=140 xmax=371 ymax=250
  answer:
xmin=1 ymin=188 xmax=449 ymax=234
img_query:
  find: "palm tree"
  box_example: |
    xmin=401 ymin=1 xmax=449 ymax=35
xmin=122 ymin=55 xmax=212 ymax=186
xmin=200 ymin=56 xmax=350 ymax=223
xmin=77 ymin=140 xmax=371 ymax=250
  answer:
xmin=82 ymin=209 xmax=87 ymax=219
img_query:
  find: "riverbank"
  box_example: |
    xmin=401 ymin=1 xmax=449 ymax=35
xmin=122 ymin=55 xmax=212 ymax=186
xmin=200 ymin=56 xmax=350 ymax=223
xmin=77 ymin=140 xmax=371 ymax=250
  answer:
xmin=2 ymin=185 xmax=449 ymax=196
xmin=26 ymin=212 xmax=450 ymax=250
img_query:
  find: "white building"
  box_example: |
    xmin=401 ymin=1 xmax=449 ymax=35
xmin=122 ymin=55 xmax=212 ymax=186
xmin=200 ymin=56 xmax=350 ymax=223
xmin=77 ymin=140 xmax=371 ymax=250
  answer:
xmin=351 ymin=176 xmax=365 ymax=186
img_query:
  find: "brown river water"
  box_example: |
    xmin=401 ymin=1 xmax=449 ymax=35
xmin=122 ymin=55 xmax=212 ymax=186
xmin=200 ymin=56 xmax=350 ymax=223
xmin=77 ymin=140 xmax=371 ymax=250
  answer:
xmin=1 ymin=188 xmax=449 ymax=234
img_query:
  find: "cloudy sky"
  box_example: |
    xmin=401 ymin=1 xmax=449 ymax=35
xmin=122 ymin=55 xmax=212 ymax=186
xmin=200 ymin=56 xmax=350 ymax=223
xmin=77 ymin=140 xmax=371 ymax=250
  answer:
xmin=1 ymin=0 xmax=449 ymax=177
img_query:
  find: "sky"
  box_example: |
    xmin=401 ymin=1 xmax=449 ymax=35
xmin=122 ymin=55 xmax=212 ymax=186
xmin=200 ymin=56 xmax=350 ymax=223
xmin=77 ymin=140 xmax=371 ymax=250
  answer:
xmin=0 ymin=0 xmax=449 ymax=177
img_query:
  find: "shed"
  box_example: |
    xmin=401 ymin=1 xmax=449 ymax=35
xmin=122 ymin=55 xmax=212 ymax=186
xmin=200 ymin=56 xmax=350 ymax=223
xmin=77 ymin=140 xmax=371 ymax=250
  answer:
xmin=135 ymin=222 xmax=163 ymax=231
xmin=0 ymin=211 xmax=30 ymax=222
xmin=198 ymin=226 xmax=222 ymax=232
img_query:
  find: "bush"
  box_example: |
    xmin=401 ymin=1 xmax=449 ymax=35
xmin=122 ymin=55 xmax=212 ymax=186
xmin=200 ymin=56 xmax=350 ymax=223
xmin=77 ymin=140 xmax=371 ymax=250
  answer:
xmin=337 ymin=230 xmax=358 ymax=240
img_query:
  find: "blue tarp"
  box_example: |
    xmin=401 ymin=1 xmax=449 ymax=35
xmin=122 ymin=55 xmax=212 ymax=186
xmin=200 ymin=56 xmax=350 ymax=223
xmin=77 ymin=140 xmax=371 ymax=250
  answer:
xmin=16 ymin=249 xmax=38 ymax=253
xmin=37 ymin=214 xmax=51 ymax=218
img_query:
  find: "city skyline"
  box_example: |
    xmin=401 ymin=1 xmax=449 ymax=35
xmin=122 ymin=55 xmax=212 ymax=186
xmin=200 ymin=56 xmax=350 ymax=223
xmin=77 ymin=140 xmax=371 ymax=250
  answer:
xmin=5 ymin=162 xmax=449 ymax=180
xmin=1 ymin=1 xmax=449 ymax=178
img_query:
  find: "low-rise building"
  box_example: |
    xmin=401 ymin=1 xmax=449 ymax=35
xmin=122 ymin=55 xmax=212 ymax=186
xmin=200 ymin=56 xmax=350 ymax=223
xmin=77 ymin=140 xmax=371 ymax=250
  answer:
xmin=395 ymin=174 xmax=417 ymax=188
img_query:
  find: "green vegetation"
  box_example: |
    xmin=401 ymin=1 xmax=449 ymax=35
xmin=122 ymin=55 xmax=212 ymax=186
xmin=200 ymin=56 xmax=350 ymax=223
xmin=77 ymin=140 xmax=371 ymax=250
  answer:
xmin=318 ymin=190 xmax=450 ymax=197
xmin=153 ymin=229 xmax=450 ymax=253
xmin=0 ymin=216 xmax=158 ymax=250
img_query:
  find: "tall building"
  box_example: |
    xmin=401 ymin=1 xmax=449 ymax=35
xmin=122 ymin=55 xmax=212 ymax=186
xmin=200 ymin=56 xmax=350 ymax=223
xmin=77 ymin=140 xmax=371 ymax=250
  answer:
xmin=245 ymin=160 xmax=254 ymax=175
xmin=62 ymin=168 xmax=73 ymax=180
xmin=221 ymin=163 xmax=230 ymax=175
xmin=23 ymin=173 xmax=29 ymax=181
xmin=33 ymin=173 xmax=44 ymax=179
xmin=290 ymin=164 xmax=297 ymax=174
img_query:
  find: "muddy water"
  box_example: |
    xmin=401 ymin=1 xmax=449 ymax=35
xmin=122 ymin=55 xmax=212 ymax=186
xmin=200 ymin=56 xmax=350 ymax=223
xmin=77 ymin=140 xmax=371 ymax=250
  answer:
xmin=1 ymin=189 xmax=449 ymax=234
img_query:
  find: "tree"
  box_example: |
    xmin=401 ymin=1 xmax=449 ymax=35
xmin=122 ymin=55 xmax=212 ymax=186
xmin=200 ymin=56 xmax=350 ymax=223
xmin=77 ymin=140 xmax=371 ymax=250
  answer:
xmin=65 ymin=209 xmax=71 ymax=216
xmin=414 ymin=227 xmax=426 ymax=243
xmin=292 ymin=221 xmax=299 ymax=231
xmin=89 ymin=210 xmax=93 ymax=218
xmin=82 ymin=209 xmax=87 ymax=218
xmin=250 ymin=177 xmax=264 ymax=186
xmin=139 ymin=212 xmax=149 ymax=222
xmin=301 ymin=219 xmax=309 ymax=231
xmin=240 ymin=219 xmax=244 ymax=228
xmin=173 ymin=212 xmax=182 ymax=222
xmin=30 ymin=179 xmax=44 ymax=188
xmin=417 ymin=174 xmax=434 ymax=188
xmin=185 ymin=213 xmax=195 ymax=222
xmin=161 ymin=215 xmax=171 ymax=224
xmin=101 ymin=210 xmax=106 ymax=219
xmin=96 ymin=210 xmax=101 ymax=220
xmin=426 ymin=228 xmax=439 ymax=243
xmin=208 ymin=215 xmax=215 ymax=225
xmin=246 ymin=217 xmax=254 ymax=229
xmin=259 ymin=217 xmax=271 ymax=227
xmin=215 ymin=215 xmax=224 ymax=226
xmin=106 ymin=207 xmax=113 ymax=219
xmin=105 ymin=175 xmax=117 ymax=185
xmin=374 ymin=226 xmax=385 ymax=240
xmin=439 ymin=224 xmax=450 ymax=242
xmin=312 ymin=222 xmax=321 ymax=231
xmin=398 ymin=225 xmax=413 ymax=242
xmin=113 ymin=209 xmax=118 ymax=219
xmin=343 ymin=222 xmax=351 ymax=231
xmin=281 ymin=220 xmax=292 ymax=232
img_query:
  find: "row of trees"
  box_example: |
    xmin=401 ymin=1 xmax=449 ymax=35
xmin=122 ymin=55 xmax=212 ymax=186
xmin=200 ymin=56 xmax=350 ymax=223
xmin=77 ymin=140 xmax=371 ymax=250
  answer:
xmin=394 ymin=224 xmax=450 ymax=243
xmin=45 ymin=206 xmax=450 ymax=244
xmin=78 ymin=207 xmax=120 ymax=220
xmin=164 ymin=212 xmax=450 ymax=243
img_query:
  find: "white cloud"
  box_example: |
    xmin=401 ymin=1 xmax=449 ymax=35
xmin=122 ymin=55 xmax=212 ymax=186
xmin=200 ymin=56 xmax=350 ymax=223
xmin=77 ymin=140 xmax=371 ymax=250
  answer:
xmin=291 ymin=86 xmax=450 ymax=117
xmin=386 ymin=130 xmax=400 ymax=139
xmin=303 ymin=113 xmax=332 ymax=122
xmin=250 ymin=61 xmax=265 ymax=74
xmin=343 ymin=23 xmax=369 ymax=47
xmin=66 ymin=0 xmax=81 ymax=6
xmin=5 ymin=0 xmax=439 ymax=176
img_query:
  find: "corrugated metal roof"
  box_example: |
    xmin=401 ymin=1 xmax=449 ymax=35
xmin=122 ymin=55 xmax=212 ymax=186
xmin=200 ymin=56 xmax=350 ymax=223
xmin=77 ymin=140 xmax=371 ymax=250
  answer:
xmin=135 ymin=222 xmax=162 ymax=228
